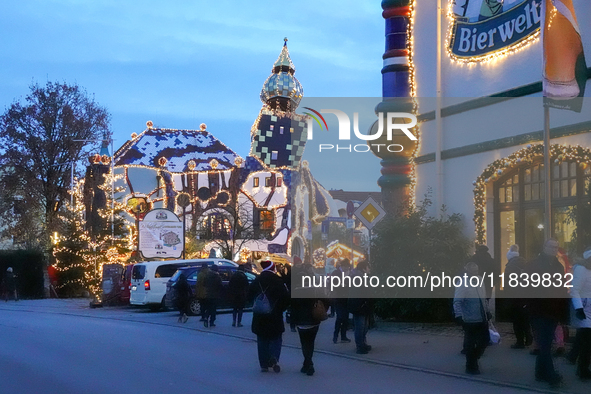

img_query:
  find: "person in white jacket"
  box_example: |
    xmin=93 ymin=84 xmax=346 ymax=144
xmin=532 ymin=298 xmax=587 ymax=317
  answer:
xmin=570 ymin=246 xmax=591 ymax=380
xmin=454 ymin=262 xmax=491 ymax=375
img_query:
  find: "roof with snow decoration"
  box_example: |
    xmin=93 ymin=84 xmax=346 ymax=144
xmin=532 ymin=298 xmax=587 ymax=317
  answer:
xmin=114 ymin=125 xmax=242 ymax=172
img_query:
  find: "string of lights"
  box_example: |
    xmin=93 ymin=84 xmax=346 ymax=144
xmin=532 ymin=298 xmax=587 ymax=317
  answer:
xmin=473 ymin=143 xmax=591 ymax=244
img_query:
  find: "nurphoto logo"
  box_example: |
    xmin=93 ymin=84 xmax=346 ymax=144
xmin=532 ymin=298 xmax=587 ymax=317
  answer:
xmin=304 ymin=108 xmax=417 ymax=153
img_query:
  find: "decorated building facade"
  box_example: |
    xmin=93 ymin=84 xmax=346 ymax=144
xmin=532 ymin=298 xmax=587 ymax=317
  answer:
xmin=95 ymin=41 xmax=339 ymax=261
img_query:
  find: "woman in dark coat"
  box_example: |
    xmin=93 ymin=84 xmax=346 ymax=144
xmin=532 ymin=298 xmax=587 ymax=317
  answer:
xmin=248 ymin=260 xmax=290 ymax=372
xmin=3 ymin=267 xmax=18 ymax=302
xmin=228 ymin=265 xmax=249 ymax=327
xmin=291 ymin=264 xmax=328 ymax=376
xmin=175 ymin=273 xmax=191 ymax=323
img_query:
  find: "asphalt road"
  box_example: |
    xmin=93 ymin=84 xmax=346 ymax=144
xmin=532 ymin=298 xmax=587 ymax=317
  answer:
xmin=0 ymin=302 xmax=538 ymax=394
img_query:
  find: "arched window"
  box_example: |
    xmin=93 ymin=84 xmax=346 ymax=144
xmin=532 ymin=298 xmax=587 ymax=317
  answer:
xmin=495 ymin=160 xmax=590 ymax=269
xmin=201 ymin=212 xmax=231 ymax=240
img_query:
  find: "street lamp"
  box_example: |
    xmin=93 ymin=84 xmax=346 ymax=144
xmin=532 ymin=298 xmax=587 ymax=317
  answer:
xmin=49 ymin=160 xmax=76 ymax=206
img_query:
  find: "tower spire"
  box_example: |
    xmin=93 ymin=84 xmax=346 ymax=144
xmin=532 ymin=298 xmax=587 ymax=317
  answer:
xmin=260 ymin=39 xmax=303 ymax=111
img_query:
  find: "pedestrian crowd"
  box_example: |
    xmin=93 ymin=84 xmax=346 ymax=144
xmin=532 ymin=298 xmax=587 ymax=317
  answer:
xmin=454 ymin=239 xmax=591 ymax=389
xmin=168 ymin=239 xmax=591 ymax=387
xmin=172 ymin=255 xmax=373 ymax=376
xmin=246 ymin=257 xmax=374 ymax=375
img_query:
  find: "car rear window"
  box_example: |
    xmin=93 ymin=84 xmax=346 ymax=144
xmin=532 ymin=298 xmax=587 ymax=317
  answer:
xmin=187 ymin=269 xmax=200 ymax=281
xmin=170 ymin=268 xmax=198 ymax=283
xmin=170 ymin=270 xmax=182 ymax=282
xmin=132 ymin=265 xmax=146 ymax=280
xmin=155 ymin=264 xmax=185 ymax=278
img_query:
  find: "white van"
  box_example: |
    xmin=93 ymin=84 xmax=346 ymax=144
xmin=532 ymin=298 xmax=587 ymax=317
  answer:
xmin=130 ymin=259 xmax=238 ymax=311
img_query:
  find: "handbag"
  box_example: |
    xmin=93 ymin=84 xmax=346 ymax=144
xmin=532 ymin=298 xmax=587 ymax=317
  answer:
xmin=312 ymin=300 xmax=328 ymax=322
xmin=488 ymin=321 xmax=501 ymax=345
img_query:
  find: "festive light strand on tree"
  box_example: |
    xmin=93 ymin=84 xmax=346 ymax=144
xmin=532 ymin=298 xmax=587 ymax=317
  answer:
xmin=53 ymin=166 xmax=131 ymax=298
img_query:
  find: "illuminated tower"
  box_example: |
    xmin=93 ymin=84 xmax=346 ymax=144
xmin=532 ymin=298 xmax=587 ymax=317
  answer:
xmin=250 ymin=39 xmax=308 ymax=169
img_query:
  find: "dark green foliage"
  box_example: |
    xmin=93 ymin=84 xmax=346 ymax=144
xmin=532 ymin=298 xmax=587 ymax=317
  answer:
xmin=371 ymin=192 xmax=472 ymax=321
xmin=0 ymin=250 xmax=45 ymax=298
xmin=0 ymin=81 xmax=110 ymax=249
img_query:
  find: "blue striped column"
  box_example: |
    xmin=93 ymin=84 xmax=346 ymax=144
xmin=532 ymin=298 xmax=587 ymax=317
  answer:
xmin=371 ymin=0 xmax=414 ymax=216
xmin=381 ymin=0 xmax=412 ymax=98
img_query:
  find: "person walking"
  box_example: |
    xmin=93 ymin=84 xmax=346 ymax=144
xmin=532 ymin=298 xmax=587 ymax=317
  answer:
xmin=504 ymin=244 xmax=532 ymax=349
xmin=324 ymin=257 xmax=336 ymax=318
xmin=228 ymin=265 xmax=249 ymax=327
xmin=525 ymin=239 xmax=569 ymax=388
xmin=176 ymin=273 xmax=191 ymax=323
xmin=194 ymin=263 xmax=210 ymax=322
xmin=279 ymin=263 xmax=297 ymax=332
xmin=291 ymin=264 xmax=328 ymax=376
xmin=331 ymin=259 xmax=351 ymax=344
xmin=203 ymin=265 xmax=223 ymax=327
xmin=3 ymin=267 xmax=18 ymax=302
xmin=249 ymin=260 xmax=290 ymax=373
xmin=348 ymin=260 xmax=373 ymax=354
xmin=570 ymin=246 xmax=591 ymax=380
xmin=471 ymin=245 xmax=497 ymax=299
xmin=454 ymin=262 xmax=491 ymax=375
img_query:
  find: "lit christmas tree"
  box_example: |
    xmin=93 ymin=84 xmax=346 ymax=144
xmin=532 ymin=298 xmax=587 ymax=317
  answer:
xmin=53 ymin=164 xmax=131 ymax=299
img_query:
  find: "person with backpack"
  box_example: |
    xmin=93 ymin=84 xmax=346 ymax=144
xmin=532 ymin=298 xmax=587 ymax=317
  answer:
xmin=248 ymin=260 xmax=290 ymax=373
xmin=228 ymin=265 xmax=249 ymax=327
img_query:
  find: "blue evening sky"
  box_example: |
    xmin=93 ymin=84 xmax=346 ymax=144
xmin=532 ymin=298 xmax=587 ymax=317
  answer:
xmin=0 ymin=0 xmax=384 ymax=190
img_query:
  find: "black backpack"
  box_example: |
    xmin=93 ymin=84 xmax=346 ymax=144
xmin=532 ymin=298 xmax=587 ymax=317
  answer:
xmin=253 ymin=283 xmax=273 ymax=314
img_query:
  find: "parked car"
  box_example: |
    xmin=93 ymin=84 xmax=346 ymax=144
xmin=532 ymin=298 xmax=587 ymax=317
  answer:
xmin=119 ymin=264 xmax=134 ymax=304
xmin=131 ymin=258 xmax=238 ymax=311
xmin=165 ymin=265 xmax=256 ymax=315
xmin=101 ymin=264 xmax=125 ymax=305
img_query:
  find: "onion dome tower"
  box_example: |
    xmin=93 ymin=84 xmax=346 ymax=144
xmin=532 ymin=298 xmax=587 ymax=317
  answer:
xmin=260 ymin=38 xmax=304 ymax=112
xmin=250 ymin=38 xmax=308 ymax=169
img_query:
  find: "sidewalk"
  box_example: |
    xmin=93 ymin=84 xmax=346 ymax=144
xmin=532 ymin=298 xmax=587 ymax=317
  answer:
xmin=1 ymin=299 xmax=587 ymax=393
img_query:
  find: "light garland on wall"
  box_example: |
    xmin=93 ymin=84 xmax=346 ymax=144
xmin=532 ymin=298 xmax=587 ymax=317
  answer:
xmin=408 ymin=0 xmax=418 ymax=204
xmin=114 ymin=125 xmax=242 ymax=173
xmin=241 ymin=170 xmax=289 ymax=209
xmin=120 ymin=164 xmax=238 ymax=214
xmin=473 ymin=143 xmax=591 ymax=244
